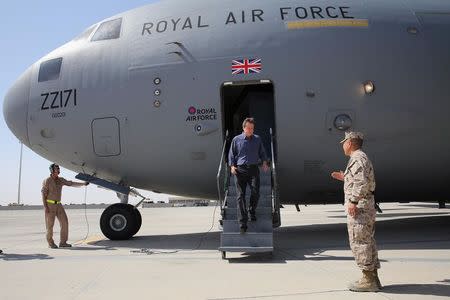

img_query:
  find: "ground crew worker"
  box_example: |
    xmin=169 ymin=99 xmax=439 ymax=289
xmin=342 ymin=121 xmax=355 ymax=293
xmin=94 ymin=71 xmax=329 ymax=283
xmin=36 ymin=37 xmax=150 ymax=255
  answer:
xmin=331 ymin=131 xmax=382 ymax=292
xmin=228 ymin=118 xmax=270 ymax=233
xmin=41 ymin=163 xmax=89 ymax=248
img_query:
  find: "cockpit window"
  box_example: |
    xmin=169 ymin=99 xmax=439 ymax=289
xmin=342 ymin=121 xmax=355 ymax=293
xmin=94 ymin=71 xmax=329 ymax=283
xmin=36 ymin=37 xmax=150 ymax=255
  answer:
xmin=91 ymin=18 xmax=122 ymax=41
xmin=38 ymin=58 xmax=63 ymax=82
xmin=73 ymin=25 xmax=97 ymax=41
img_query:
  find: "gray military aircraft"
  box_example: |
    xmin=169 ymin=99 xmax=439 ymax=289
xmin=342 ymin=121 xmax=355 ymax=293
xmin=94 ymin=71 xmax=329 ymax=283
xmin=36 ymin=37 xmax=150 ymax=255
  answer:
xmin=3 ymin=0 xmax=450 ymax=240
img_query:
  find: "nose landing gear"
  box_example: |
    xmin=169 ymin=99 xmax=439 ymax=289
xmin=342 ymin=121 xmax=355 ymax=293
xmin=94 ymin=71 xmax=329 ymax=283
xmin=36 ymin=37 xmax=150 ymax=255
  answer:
xmin=100 ymin=203 xmax=142 ymax=240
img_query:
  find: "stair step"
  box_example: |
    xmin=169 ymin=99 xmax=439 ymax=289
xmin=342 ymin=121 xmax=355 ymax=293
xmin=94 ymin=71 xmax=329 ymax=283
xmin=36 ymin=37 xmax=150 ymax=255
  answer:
xmin=227 ymin=185 xmax=272 ymax=197
xmin=225 ymin=193 xmax=272 ymax=201
xmin=224 ymin=198 xmax=273 ymax=208
xmin=223 ymin=207 xmax=273 ymax=220
xmin=226 ymin=194 xmax=272 ymax=202
xmin=220 ymin=232 xmax=273 ymax=248
xmin=220 ymin=170 xmax=274 ymax=255
xmin=225 ymin=196 xmax=272 ymax=203
xmin=222 ymin=220 xmax=273 ymax=233
xmin=229 ymin=174 xmax=272 ymax=186
xmin=219 ymin=246 xmax=273 ymax=253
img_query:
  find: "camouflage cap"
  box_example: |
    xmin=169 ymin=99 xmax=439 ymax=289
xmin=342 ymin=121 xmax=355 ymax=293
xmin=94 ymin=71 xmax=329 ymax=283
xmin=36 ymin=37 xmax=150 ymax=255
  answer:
xmin=340 ymin=131 xmax=364 ymax=143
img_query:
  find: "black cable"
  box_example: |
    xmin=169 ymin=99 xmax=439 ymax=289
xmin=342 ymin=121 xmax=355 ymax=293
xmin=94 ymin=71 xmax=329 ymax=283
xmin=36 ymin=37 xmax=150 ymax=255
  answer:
xmin=192 ymin=198 xmax=219 ymax=250
xmin=81 ymin=166 xmax=90 ymax=243
xmin=131 ymin=199 xmax=220 ymax=255
xmin=82 ymin=185 xmax=90 ymax=242
xmin=78 ymin=165 xmax=219 ymax=253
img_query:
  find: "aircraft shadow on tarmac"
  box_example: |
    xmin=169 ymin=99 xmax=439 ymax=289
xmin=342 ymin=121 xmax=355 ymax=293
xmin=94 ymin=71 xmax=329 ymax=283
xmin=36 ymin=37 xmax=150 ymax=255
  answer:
xmin=0 ymin=253 xmax=53 ymax=261
xmin=382 ymin=282 xmax=450 ymax=298
xmin=326 ymin=202 xmax=448 ymax=213
xmin=93 ymin=215 xmax=450 ymax=264
xmin=403 ymin=203 xmax=449 ymax=209
xmin=328 ymin=212 xmax=450 ymax=219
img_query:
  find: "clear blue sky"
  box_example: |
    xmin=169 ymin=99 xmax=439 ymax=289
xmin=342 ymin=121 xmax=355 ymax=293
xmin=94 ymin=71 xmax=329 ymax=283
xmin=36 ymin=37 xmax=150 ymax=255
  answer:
xmin=0 ymin=0 xmax=171 ymax=206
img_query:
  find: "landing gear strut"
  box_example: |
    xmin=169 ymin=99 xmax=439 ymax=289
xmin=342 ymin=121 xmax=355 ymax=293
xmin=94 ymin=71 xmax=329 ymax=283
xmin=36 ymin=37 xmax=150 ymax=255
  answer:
xmin=75 ymin=174 xmax=146 ymax=240
xmin=100 ymin=203 xmax=142 ymax=240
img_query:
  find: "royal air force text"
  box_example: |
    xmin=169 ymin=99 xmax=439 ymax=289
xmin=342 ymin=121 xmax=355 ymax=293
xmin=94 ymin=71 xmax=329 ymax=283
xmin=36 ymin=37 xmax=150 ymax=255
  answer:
xmin=142 ymin=6 xmax=355 ymax=35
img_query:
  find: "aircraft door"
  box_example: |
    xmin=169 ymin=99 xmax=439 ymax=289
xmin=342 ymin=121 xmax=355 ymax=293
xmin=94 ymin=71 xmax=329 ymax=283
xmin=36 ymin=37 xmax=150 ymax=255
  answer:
xmin=221 ymin=81 xmax=276 ymax=159
xmin=91 ymin=117 xmax=121 ymax=157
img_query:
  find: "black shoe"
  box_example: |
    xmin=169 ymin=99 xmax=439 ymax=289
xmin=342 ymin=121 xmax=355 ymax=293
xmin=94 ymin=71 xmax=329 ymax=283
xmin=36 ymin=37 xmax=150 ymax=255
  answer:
xmin=250 ymin=215 xmax=257 ymax=221
xmin=240 ymin=226 xmax=247 ymax=234
xmin=48 ymin=243 xmax=58 ymax=249
xmin=0 ymin=249 xmax=3 ymax=254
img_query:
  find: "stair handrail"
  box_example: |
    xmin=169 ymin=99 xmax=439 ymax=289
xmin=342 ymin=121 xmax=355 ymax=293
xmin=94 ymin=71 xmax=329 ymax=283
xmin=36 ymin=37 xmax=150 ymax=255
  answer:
xmin=270 ymin=128 xmax=281 ymax=227
xmin=216 ymin=130 xmax=230 ymax=209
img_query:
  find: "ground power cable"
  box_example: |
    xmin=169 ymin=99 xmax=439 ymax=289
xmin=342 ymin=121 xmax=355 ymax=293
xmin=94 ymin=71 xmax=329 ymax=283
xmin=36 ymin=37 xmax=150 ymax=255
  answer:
xmin=79 ymin=166 xmax=90 ymax=245
xmin=76 ymin=177 xmax=219 ymax=253
xmin=130 ymin=198 xmax=220 ymax=256
xmin=81 ymin=184 xmax=90 ymax=243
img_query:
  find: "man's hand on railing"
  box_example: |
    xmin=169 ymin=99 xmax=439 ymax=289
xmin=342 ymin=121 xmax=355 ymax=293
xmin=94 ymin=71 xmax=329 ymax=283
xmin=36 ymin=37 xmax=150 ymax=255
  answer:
xmin=262 ymin=161 xmax=270 ymax=172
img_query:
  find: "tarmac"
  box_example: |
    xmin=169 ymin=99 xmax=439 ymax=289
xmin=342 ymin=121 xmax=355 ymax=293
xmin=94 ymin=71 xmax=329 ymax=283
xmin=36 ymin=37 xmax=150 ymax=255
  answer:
xmin=0 ymin=202 xmax=449 ymax=300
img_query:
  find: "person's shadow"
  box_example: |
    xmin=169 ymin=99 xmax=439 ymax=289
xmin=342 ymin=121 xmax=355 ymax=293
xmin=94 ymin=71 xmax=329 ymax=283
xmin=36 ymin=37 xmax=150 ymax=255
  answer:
xmin=382 ymin=281 xmax=450 ymax=297
xmin=0 ymin=253 xmax=53 ymax=261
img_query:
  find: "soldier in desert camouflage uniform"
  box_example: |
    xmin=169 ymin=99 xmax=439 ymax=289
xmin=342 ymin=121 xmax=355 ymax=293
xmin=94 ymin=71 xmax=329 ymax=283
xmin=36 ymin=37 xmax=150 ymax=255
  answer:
xmin=331 ymin=131 xmax=382 ymax=292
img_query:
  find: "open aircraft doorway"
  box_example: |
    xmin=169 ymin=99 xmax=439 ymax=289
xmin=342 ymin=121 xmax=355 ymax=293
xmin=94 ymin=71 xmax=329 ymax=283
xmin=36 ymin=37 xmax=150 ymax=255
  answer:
xmin=221 ymin=80 xmax=277 ymax=159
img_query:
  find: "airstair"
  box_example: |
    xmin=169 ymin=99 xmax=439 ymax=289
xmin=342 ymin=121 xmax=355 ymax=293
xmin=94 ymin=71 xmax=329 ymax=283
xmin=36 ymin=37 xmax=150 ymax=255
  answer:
xmin=217 ymin=129 xmax=280 ymax=259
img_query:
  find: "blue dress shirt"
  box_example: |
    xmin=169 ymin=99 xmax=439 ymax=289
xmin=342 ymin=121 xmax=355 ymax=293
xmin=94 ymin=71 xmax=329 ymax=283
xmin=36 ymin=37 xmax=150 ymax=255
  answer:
xmin=228 ymin=133 xmax=268 ymax=166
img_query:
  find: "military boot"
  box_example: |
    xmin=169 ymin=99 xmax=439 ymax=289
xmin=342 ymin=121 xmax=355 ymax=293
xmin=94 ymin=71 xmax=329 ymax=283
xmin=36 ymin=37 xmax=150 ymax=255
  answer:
xmin=351 ymin=270 xmax=382 ymax=289
xmin=348 ymin=270 xmax=380 ymax=292
xmin=350 ymin=270 xmax=382 ymax=290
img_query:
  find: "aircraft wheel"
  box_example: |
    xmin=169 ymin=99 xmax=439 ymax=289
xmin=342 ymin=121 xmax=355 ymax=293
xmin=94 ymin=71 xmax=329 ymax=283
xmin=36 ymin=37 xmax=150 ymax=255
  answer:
xmin=131 ymin=208 xmax=142 ymax=236
xmin=100 ymin=203 xmax=137 ymax=240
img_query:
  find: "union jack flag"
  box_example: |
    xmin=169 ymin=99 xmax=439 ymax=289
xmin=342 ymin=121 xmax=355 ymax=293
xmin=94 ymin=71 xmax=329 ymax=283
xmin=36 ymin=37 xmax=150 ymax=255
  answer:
xmin=232 ymin=58 xmax=262 ymax=75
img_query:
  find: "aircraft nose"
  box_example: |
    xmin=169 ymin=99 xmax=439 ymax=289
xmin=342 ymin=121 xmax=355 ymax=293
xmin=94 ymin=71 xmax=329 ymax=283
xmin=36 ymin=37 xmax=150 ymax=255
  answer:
xmin=3 ymin=67 xmax=32 ymax=147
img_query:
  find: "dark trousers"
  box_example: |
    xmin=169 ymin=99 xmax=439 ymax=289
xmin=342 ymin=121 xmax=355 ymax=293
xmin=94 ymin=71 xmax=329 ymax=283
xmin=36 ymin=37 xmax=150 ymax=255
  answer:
xmin=235 ymin=165 xmax=260 ymax=227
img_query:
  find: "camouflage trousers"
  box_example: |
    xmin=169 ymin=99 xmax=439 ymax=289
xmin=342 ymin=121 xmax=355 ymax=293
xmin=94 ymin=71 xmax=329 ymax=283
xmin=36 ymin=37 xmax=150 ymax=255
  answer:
xmin=347 ymin=204 xmax=380 ymax=271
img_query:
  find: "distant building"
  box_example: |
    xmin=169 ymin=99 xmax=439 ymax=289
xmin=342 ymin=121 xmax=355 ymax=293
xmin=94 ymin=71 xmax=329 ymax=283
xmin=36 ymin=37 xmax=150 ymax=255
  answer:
xmin=168 ymin=196 xmax=215 ymax=207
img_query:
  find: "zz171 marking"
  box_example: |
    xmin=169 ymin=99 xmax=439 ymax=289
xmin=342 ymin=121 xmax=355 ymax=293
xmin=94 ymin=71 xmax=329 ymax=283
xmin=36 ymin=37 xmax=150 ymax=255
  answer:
xmin=41 ymin=89 xmax=77 ymax=111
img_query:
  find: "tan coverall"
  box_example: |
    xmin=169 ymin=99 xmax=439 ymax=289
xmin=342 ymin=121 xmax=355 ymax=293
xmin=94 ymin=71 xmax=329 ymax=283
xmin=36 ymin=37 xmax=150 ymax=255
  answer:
xmin=41 ymin=177 xmax=81 ymax=246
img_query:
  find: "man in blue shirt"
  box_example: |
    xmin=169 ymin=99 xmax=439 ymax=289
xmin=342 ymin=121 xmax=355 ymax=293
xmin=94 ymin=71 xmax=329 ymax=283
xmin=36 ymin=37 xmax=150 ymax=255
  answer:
xmin=228 ymin=118 xmax=270 ymax=233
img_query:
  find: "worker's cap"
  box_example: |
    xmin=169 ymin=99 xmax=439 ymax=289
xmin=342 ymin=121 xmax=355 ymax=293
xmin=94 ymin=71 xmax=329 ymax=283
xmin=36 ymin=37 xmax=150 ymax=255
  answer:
xmin=340 ymin=131 xmax=364 ymax=143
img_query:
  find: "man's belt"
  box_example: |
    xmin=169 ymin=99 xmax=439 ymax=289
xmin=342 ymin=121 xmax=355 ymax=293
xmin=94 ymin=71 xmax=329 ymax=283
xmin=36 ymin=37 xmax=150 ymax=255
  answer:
xmin=46 ymin=199 xmax=61 ymax=204
xmin=362 ymin=191 xmax=376 ymax=199
xmin=362 ymin=191 xmax=375 ymax=198
xmin=350 ymin=191 xmax=375 ymax=204
xmin=238 ymin=164 xmax=258 ymax=168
